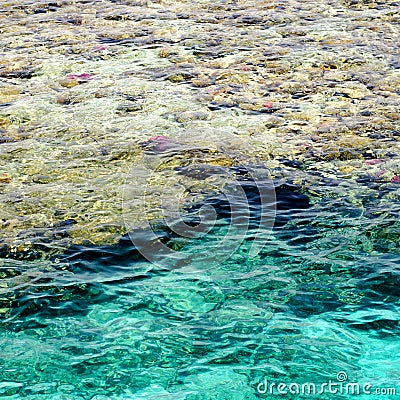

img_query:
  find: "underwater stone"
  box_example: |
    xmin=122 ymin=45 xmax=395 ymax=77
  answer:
xmin=166 ymin=72 xmax=195 ymax=82
xmin=158 ymin=48 xmax=170 ymax=58
xmin=191 ymin=77 xmax=213 ymax=87
xmin=60 ymin=79 xmax=79 ymax=88
xmin=0 ymin=173 xmax=11 ymax=184
xmin=116 ymin=101 xmax=143 ymax=114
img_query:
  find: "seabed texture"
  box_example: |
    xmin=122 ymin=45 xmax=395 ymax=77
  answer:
xmin=0 ymin=0 xmax=399 ymax=399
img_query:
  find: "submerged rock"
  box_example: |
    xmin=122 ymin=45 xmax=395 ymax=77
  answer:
xmin=0 ymin=173 xmax=11 ymax=184
xmin=0 ymin=0 xmax=398 ymax=252
xmin=116 ymin=101 xmax=143 ymax=114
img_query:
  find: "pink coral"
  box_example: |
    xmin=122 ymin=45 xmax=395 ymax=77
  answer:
xmin=263 ymin=102 xmax=273 ymax=109
xmin=149 ymin=136 xmax=171 ymax=152
xmin=93 ymin=45 xmax=107 ymax=51
xmin=364 ymin=159 xmax=382 ymax=165
xmin=66 ymin=73 xmax=93 ymax=82
xmin=149 ymin=136 xmax=170 ymax=142
xmin=391 ymin=175 xmax=400 ymax=183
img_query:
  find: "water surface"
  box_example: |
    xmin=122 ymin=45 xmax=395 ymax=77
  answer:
xmin=0 ymin=0 xmax=399 ymax=398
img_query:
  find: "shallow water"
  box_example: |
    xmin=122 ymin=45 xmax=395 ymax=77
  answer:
xmin=1 ymin=199 xmax=400 ymax=399
xmin=1 ymin=0 xmax=400 ymax=399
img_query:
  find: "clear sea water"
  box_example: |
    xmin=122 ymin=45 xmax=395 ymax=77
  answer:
xmin=1 ymin=0 xmax=400 ymax=399
xmin=1 ymin=182 xmax=400 ymax=399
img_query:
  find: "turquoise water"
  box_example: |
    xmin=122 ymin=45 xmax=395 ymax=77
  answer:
xmin=1 ymin=180 xmax=399 ymax=399
xmin=1 ymin=0 xmax=400 ymax=398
